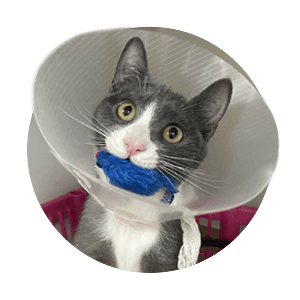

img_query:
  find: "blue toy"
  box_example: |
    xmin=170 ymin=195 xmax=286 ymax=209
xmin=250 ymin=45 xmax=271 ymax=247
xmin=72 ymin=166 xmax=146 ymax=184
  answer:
xmin=96 ymin=150 xmax=178 ymax=204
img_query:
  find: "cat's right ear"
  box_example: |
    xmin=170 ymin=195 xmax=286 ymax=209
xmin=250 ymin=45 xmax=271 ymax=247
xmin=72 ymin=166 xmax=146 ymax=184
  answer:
xmin=109 ymin=37 xmax=149 ymax=93
xmin=189 ymin=78 xmax=233 ymax=142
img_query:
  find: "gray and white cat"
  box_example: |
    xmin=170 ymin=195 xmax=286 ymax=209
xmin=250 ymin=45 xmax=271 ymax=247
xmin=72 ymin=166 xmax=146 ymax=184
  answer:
xmin=73 ymin=37 xmax=232 ymax=272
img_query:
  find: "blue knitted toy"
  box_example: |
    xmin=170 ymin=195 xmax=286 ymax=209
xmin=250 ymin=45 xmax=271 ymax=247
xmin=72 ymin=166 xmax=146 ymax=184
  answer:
xmin=96 ymin=150 xmax=178 ymax=204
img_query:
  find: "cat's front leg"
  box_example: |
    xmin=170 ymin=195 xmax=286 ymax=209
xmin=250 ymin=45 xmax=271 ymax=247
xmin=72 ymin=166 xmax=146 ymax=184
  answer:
xmin=72 ymin=196 xmax=117 ymax=268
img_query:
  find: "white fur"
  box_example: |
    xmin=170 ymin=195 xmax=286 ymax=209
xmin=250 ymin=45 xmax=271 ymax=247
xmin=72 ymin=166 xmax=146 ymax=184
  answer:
xmin=106 ymin=102 xmax=159 ymax=169
xmin=98 ymin=102 xmax=165 ymax=271
xmin=102 ymin=209 xmax=160 ymax=272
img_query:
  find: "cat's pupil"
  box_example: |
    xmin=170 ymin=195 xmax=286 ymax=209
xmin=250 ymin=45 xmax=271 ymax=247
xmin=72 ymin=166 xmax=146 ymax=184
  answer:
xmin=168 ymin=127 xmax=178 ymax=139
xmin=122 ymin=105 xmax=132 ymax=116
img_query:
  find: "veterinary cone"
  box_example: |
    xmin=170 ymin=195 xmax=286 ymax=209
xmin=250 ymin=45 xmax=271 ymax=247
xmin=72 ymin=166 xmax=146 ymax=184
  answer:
xmin=33 ymin=28 xmax=278 ymax=222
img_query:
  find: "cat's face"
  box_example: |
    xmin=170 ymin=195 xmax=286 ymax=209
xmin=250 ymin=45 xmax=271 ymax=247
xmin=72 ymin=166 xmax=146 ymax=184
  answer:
xmin=93 ymin=37 xmax=232 ymax=186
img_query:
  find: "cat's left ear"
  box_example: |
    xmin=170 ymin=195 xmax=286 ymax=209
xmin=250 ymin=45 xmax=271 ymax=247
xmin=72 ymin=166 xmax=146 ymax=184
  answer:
xmin=189 ymin=78 xmax=233 ymax=141
xmin=109 ymin=37 xmax=149 ymax=93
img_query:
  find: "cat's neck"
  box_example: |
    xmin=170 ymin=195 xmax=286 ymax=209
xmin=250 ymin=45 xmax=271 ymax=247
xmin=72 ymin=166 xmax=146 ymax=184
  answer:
xmin=102 ymin=207 xmax=161 ymax=272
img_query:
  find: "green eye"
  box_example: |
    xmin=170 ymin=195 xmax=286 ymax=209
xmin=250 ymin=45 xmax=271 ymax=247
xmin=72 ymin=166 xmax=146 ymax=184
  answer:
xmin=117 ymin=103 xmax=136 ymax=121
xmin=163 ymin=125 xmax=183 ymax=143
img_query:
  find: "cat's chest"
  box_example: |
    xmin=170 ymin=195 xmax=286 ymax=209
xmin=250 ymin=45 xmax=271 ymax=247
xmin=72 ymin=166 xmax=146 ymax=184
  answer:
xmin=102 ymin=210 xmax=161 ymax=272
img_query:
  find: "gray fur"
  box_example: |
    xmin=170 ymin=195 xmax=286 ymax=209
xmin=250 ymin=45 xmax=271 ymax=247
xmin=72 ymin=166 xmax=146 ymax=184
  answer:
xmin=73 ymin=37 xmax=232 ymax=272
xmin=140 ymin=219 xmax=183 ymax=272
xmin=73 ymin=196 xmax=117 ymax=268
xmin=73 ymin=196 xmax=183 ymax=272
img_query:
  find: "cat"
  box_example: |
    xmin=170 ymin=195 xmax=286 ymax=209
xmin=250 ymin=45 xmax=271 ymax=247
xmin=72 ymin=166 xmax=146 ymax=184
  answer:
xmin=73 ymin=37 xmax=232 ymax=272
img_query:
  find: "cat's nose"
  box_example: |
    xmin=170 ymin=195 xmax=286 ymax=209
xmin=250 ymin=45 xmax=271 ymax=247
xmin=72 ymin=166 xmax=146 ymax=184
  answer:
xmin=124 ymin=137 xmax=147 ymax=157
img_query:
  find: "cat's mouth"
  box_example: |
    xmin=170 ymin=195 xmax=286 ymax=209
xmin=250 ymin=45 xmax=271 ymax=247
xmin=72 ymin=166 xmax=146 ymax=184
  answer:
xmin=96 ymin=150 xmax=140 ymax=168
xmin=95 ymin=150 xmax=178 ymax=202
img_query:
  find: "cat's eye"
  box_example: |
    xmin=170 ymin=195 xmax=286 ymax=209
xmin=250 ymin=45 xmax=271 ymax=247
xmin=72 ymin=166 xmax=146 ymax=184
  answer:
xmin=163 ymin=125 xmax=183 ymax=143
xmin=117 ymin=103 xmax=136 ymax=121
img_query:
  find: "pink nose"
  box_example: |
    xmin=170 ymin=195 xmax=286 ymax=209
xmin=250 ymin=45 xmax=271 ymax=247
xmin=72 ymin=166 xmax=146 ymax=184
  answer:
xmin=124 ymin=137 xmax=146 ymax=157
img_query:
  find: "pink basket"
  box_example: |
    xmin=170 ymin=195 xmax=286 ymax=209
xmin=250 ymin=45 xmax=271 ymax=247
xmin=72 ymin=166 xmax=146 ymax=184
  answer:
xmin=41 ymin=188 xmax=257 ymax=260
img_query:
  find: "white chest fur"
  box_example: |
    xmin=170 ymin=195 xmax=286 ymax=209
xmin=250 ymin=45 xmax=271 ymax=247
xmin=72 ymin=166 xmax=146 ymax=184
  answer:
xmin=102 ymin=210 xmax=160 ymax=272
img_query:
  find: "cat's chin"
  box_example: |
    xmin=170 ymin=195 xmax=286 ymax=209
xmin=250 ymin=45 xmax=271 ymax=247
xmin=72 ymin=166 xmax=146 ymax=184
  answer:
xmin=129 ymin=156 xmax=157 ymax=170
xmin=129 ymin=145 xmax=159 ymax=169
xmin=103 ymin=148 xmax=158 ymax=170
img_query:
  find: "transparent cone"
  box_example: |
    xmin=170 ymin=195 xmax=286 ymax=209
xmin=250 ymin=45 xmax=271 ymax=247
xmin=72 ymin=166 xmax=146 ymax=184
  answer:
xmin=33 ymin=28 xmax=279 ymax=222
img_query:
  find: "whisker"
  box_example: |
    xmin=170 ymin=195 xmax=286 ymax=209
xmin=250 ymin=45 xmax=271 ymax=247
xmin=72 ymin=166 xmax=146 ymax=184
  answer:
xmin=80 ymin=106 xmax=112 ymax=134
xmin=159 ymin=156 xmax=218 ymax=180
xmin=158 ymin=164 xmax=215 ymax=196
xmin=159 ymin=153 xmax=202 ymax=165
xmin=189 ymin=173 xmax=225 ymax=188
xmin=158 ymin=167 xmax=214 ymax=196
xmin=75 ymin=106 xmax=110 ymax=137
xmin=157 ymin=164 xmax=181 ymax=182
xmin=160 ymin=161 xmax=193 ymax=177
xmin=189 ymin=171 xmax=225 ymax=182
xmin=60 ymin=108 xmax=108 ymax=138
xmin=84 ymin=141 xmax=106 ymax=147
xmin=184 ymin=173 xmax=223 ymax=189
xmin=156 ymin=166 xmax=177 ymax=192
xmin=160 ymin=161 xmax=222 ymax=189
xmin=160 ymin=160 xmax=223 ymax=184
xmin=159 ymin=157 xmax=193 ymax=169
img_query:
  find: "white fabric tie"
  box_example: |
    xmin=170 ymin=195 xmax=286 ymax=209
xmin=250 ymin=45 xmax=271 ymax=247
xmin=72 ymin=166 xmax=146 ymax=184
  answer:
xmin=178 ymin=217 xmax=201 ymax=269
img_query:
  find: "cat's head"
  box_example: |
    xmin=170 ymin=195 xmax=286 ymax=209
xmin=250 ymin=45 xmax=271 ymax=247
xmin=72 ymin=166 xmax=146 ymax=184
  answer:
xmin=93 ymin=37 xmax=232 ymax=186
